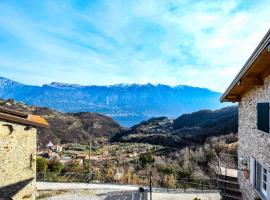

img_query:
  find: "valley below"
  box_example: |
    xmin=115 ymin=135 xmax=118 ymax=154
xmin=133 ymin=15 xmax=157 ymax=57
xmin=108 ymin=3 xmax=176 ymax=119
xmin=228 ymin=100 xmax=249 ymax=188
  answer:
xmin=0 ymin=98 xmax=238 ymax=189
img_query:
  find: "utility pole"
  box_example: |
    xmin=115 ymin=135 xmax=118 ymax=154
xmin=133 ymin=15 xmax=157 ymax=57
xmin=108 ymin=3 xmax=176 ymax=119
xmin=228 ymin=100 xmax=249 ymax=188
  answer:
xmin=149 ymin=170 xmax=152 ymax=200
xmin=88 ymin=139 xmax=91 ymax=183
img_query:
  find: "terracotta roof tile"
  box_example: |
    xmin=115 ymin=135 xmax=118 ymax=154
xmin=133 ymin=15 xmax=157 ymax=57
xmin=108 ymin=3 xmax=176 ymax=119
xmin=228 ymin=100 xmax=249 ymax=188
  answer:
xmin=27 ymin=115 xmax=49 ymax=127
xmin=0 ymin=106 xmax=49 ymax=128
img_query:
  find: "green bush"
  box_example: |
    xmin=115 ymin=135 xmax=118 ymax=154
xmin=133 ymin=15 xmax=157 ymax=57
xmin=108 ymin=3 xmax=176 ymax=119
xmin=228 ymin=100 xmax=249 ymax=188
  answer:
xmin=164 ymin=166 xmax=174 ymax=175
xmin=158 ymin=164 xmax=175 ymax=175
xmin=37 ymin=157 xmax=48 ymax=173
xmin=66 ymin=143 xmax=87 ymax=151
xmin=65 ymin=161 xmax=82 ymax=172
xmin=49 ymin=160 xmax=64 ymax=173
xmin=139 ymin=154 xmax=154 ymax=167
xmin=178 ymin=168 xmax=192 ymax=179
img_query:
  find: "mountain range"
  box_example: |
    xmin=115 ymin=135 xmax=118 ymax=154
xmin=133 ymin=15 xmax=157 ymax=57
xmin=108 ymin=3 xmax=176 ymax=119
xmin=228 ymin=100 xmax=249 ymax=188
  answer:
xmin=0 ymin=77 xmax=227 ymax=126
xmin=0 ymin=98 xmax=237 ymax=148
xmin=111 ymin=106 xmax=238 ymax=148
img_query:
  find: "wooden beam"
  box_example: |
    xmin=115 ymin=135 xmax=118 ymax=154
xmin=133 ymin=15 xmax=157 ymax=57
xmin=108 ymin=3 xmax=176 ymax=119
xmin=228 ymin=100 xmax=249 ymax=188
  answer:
xmin=0 ymin=112 xmax=49 ymax=128
xmin=242 ymin=77 xmax=260 ymax=81
xmin=238 ymin=78 xmax=263 ymax=86
xmin=227 ymin=94 xmax=241 ymax=99
xmin=225 ymin=97 xmax=241 ymax=102
xmin=0 ymin=107 xmax=28 ymax=118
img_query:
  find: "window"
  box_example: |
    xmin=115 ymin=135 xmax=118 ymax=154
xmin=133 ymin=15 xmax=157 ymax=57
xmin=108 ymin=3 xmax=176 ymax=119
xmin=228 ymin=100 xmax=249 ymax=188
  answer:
xmin=257 ymin=103 xmax=269 ymax=133
xmin=262 ymin=167 xmax=268 ymax=197
xmin=250 ymin=158 xmax=269 ymax=199
xmin=255 ymin=161 xmax=261 ymax=191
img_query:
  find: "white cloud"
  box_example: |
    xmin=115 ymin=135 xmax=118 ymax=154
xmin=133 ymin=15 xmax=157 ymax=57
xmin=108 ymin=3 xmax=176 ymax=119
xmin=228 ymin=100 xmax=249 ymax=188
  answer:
xmin=0 ymin=0 xmax=269 ymax=92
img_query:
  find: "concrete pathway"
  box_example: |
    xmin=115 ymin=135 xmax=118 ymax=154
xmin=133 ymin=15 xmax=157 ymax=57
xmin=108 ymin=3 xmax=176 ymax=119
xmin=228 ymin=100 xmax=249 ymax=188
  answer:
xmin=105 ymin=191 xmax=144 ymax=200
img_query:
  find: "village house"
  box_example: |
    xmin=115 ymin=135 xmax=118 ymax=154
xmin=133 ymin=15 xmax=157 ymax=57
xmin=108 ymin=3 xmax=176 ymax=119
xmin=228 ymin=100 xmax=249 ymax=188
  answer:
xmin=0 ymin=107 xmax=49 ymax=200
xmin=46 ymin=141 xmax=53 ymax=149
xmin=221 ymin=29 xmax=270 ymax=200
xmin=51 ymin=144 xmax=63 ymax=153
xmin=45 ymin=141 xmax=63 ymax=153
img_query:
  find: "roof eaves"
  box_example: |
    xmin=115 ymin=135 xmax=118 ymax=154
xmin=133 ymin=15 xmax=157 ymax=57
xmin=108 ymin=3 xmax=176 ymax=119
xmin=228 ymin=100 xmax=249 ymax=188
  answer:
xmin=0 ymin=107 xmax=49 ymax=128
xmin=220 ymin=29 xmax=270 ymax=102
xmin=0 ymin=107 xmax=28 ymax=118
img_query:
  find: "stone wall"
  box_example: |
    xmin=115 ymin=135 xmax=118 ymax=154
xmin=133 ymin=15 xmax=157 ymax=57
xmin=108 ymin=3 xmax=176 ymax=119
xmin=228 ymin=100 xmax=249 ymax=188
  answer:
xmin=0 ymin=121 xmax=37 ymax=200
xmin=238 ymin=74 xmax=270 ymax=200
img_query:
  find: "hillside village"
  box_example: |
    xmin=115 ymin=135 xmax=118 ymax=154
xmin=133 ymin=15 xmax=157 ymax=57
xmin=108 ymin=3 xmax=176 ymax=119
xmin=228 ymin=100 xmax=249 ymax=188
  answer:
xmin=0 ymin=97 xmax=239 ymax=199
xmin=1 ymin=0 xmax=270 ymax=199
xmin=38 ymin=141 xmax=158 ymax=171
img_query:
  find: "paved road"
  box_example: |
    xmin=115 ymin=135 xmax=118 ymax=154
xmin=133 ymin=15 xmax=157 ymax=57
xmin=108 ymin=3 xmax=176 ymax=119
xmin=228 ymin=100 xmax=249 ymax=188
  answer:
xmin=105 ymin=191 xmax=146 ymax=200
xmin=37 ymin=182 xmax=139 ymax=191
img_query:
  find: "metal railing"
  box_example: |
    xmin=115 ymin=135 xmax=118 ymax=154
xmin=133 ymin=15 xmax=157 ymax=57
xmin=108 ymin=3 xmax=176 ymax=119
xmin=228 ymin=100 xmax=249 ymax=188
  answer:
xmin=37 ymin=172 xmax=218 ymax=193
xmin=37 ymin=172 xmax=113 ymax=184
xmin=212 ymin=148 xmax=239 ymax=199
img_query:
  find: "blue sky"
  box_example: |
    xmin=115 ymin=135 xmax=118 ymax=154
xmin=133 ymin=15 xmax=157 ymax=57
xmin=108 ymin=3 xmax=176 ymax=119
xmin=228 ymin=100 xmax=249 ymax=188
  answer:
xmin=0 ymin=0 xmax=269 ymax=92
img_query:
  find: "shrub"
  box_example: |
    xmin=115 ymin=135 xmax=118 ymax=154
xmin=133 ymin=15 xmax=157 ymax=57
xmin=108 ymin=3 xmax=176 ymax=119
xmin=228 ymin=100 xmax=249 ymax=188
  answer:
xmin=37 ymin=157 xmax=48 ymax=173
xmin=65 ymin=161 xmax=81 ymax=172
xmin=49 ymin=160 xmax=64 ymax=173
xmin=158 ymin=164 xmax=175 ymax=175
xmin=139 ymin=154 xmax=154 ymax=167
xmin=178 ymin=167 xmax=192 ymax=179
xmin=66 ymin=143 xmax=87 ymax=151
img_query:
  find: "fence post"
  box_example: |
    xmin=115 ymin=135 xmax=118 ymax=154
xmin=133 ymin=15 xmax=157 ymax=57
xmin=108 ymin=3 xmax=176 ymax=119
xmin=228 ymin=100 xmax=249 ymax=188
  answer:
xmin=201 ymin=179 xmax=204 ymax=192
xmin=166 ymin=176 xmax=169 ymax=192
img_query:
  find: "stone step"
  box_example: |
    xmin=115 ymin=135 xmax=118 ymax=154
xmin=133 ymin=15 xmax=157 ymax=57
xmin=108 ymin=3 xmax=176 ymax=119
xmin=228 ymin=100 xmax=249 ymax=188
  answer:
xmin=218 ymin=177 xmax=242 ymax=200
xmin=221 ymin=185 xmax=241 ymax=193
xmin=221 ymin=188 xmax=242 ymax=197
xmin=218 ymin=175 xmax=238 ymax=182
xmin=221 ymin=193 xmax=242 ymax=200
xmin=218 ymin=179 xmax=239 ymax=187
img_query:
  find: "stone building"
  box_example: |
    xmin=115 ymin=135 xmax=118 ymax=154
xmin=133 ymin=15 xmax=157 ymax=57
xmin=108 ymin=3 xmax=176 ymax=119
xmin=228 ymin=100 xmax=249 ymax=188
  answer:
xmin=221 ymin=29 xmax=270 ymax=200
xmin=0 ymin=107 xmax=49 ymax=200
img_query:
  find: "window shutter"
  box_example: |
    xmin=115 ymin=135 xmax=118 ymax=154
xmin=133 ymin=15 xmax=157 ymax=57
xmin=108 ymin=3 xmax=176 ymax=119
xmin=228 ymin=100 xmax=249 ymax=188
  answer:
xmin=257 ymin=103 xmax=269 ymax=133
xmin=250 ymin=157 xmax=255 ymax=186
